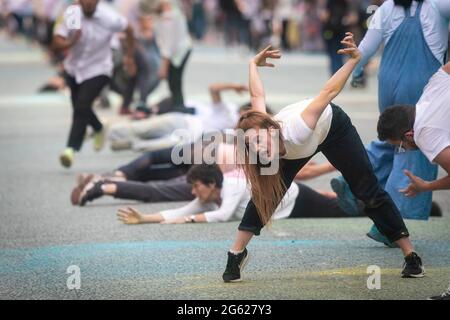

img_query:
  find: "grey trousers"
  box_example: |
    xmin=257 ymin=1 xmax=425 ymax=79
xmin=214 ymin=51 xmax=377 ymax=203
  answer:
xmin=113 ymin=176 xmax=194 ymax=203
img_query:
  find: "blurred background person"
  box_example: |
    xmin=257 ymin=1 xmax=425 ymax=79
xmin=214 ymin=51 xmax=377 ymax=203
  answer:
xmin=320 ymin=0 xmax=363 ymax=75
xmin=139 ymin=0 xmax=193 ymax=113
xmin=53 ymin=0 xmax=136 ymax=168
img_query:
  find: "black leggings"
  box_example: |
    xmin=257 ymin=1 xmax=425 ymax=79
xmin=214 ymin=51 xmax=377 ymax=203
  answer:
xmin=168 ymin=50 xmax=191 ymax=109
xmin=64 ymin=73 xmax=110 ymax=150
xmin=239 ymin=104 xmax=409 ymax=242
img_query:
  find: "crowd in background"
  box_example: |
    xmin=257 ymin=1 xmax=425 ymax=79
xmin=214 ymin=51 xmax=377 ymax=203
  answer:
xmin=0 ymin=0 xmax=387 ymax=52
xmin=0 ymin=0 xmax=389 ymax=97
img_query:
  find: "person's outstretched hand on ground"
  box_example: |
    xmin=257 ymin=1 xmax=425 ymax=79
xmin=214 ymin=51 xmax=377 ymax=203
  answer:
xmin=117 ymin=207 xmax=144 ymax=225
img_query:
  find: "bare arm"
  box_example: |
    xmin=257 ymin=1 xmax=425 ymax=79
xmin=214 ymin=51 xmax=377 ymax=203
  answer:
xmin=443 ymin=61 xmax=450 ymax=75
xmin=117 ymin=207 xmax=209 ymax=225
xmin=424 ymin=148 xmax=450 ymax=191
xmin=400 ymin=147 xmax=450 ymax=196
xmin=301 ymin=32 xmax=361 ymax=130
xmin=295 ymin=161 xmax=336 ymax=181
xmin=123 ymin=24 xmax=137 ymax=76
xmin=209 ymin=83 xmax=248 ymax=104
xmin=160 ymin=213 xmax=208 ymax=224
xmin=52 ymin=31 xmax=81 ymax=52
xmin=248 ymin=46 xmax=282 ymax=114
xmin=117 ymin=207 xmax=164 ymax=224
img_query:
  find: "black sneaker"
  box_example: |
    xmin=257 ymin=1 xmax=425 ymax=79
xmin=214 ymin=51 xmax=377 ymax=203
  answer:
xmin=402 ymin=252 xmax=425 ymax=278
xmin=428 ymin=291 xmax=450 ymax=300
xmin=79 ymin=181 xmax=104 ymax=206
xmin=222 ymin=249 xmax=250 ymax=283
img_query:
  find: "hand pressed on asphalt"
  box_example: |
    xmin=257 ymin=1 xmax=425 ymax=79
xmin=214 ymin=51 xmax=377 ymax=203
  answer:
xmin=117 ymin=207 xmax=143 ymax=225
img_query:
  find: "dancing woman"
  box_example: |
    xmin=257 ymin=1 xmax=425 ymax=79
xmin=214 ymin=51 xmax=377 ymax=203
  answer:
xmin=222 ymin=33 xmax=425 ymax=283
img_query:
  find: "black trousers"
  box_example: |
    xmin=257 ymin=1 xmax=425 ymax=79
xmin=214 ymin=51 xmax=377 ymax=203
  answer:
xmin=118 ymin=147 xmax=191 ymax=182
xmin=168 ymin=50 xmax=191 ymax=109
xmin=239 ymin=104 xmax=409 ymax=242
xmin=64 ymin=72 xmax=110 ymax=150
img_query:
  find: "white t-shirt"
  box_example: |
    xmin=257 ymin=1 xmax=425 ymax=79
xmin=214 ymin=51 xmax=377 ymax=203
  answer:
xmin=275 ymin=99 xmax=333 ymax=160
xmin=55 ymin=2 xmax=128 ymax=84
xmin=154 ymin=5 xmax=192 ymax=67
xmin=414 ymin=68 xmax=450 ymax=162
xmin=160 ymin=173 xmax=299 ymax=223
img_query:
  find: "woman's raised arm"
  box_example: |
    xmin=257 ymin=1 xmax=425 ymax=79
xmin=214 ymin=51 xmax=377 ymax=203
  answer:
xmin=301 ymin=32 xmax=361 ymax=130
xmin=248 ymin=46 xmax=282 ymax=114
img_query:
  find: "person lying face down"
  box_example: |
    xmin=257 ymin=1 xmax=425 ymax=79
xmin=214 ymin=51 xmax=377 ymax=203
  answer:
xmin=116 ymin=163 xmax=355 ymax=225
xmin=377 ymin=62 xmax=450 ymax=197
xmin=116 ymin=164 xmax=299 ymax=225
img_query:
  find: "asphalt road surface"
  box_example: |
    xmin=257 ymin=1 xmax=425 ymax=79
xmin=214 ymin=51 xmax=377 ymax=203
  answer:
xmin=1 ymin=35 xmax=449 ymax=300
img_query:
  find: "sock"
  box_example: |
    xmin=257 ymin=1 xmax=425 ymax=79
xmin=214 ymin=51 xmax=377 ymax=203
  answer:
xmin=229 ymin=249 xmax=244 ymax=255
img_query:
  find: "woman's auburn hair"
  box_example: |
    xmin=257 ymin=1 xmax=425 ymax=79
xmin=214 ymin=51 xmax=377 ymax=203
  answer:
xmin=236 ymin=110 xmax=286 ymax=226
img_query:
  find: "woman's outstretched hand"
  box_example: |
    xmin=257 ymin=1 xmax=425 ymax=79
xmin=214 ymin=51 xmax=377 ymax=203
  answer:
xmin=117 ymin=207 xmax=143 ymax=225
xmin=337 ymin=32 xmax=361 ymax=61
xmin=252 ymin=45 xmax=282 ymax=67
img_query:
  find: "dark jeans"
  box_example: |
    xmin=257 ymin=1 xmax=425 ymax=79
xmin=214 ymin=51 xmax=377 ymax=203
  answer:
xmin=64 ymin=72 xmax=110 ymax=150
xmin=289 ymin=183 xmax=351 ymax=218
xmin=118 ymin=147 xmax=191 ymax=182
xmin=114 ymin=176 xmax=194 ymax=203
xmin=168 ymin=50 xmax=191 ymax=109
xmin=239 ymin=104 xmax=409 ymax=242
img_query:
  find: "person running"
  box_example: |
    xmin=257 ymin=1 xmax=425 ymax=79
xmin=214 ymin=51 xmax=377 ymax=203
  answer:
xmin=376 ymin=62 xmax=450 ymax=196
xmin=335 ymin=0 xmax=450 ymax=244
xmin=53 ymin=0 xmax=136 ymax=168
xmin=221 ymin=33 xmax=425 ymax=284
xmin=116 ymin=164 xmax=358 ymax=226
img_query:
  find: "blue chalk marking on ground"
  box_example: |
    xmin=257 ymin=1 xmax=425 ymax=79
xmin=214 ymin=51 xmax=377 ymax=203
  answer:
xmin=1 ymin=239 xmax=449 ymax=280
xmin=0 ymin=239 xmax=336 ymax=276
